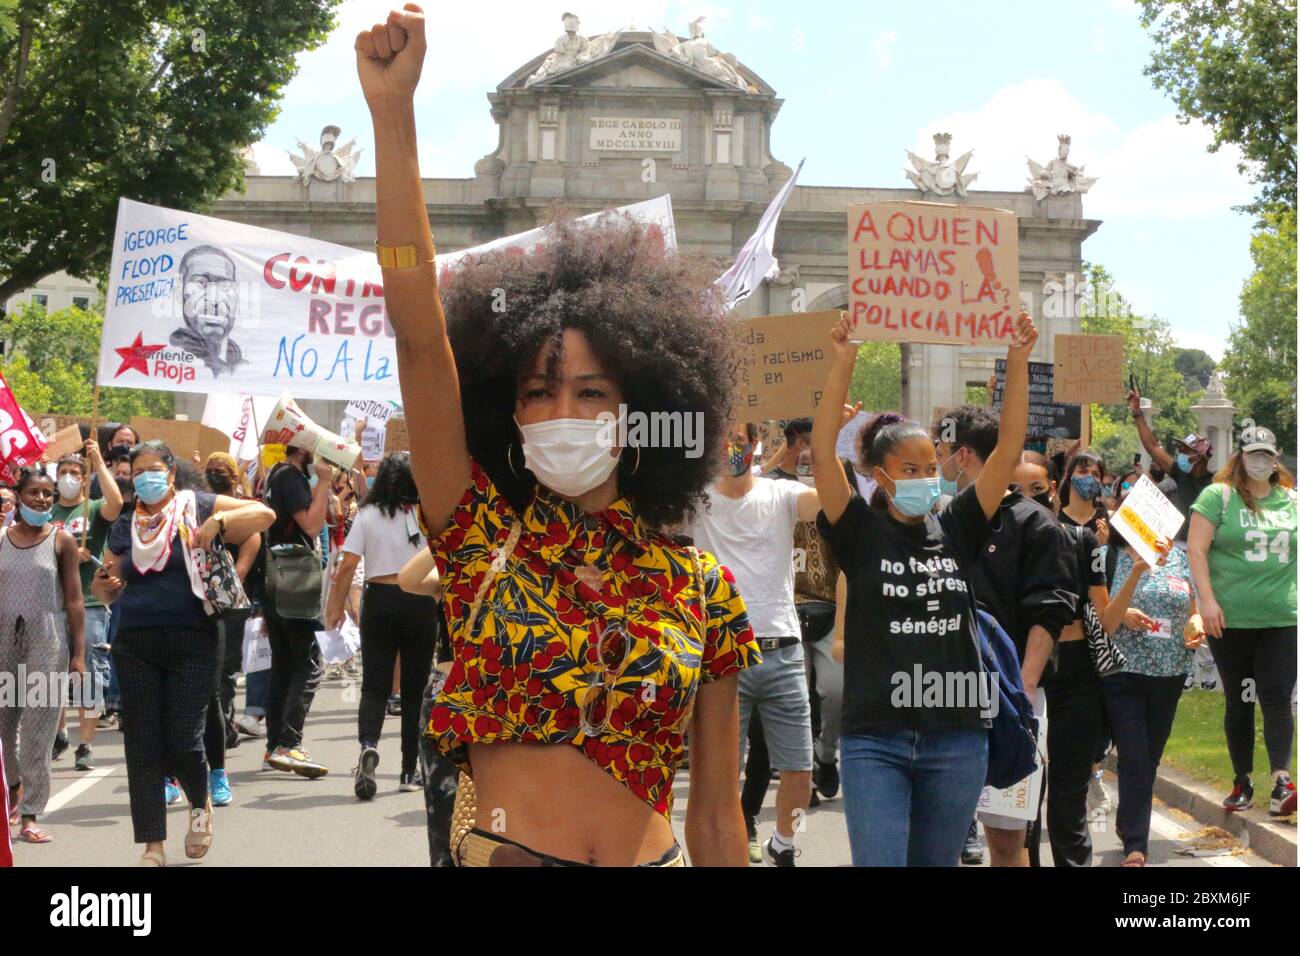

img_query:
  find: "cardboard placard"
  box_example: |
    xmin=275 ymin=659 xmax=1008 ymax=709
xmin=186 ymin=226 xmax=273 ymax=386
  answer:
xmin=992 ymin=360 xmax=1082 ymax=440
xmin=45 ymin=425 xmax=86 ymax=461
xmin=1110 ymin=474 xmax=1186 ymax=568
xmin=978 ymin=691 xmax=1046 ymax=821
xmin=384 ymin=417 xmax=409 ymax=454
xmin=1053 ymin=334 xmax=1126 ymax=405
xmin=130 ymin=416 xmax=231 ymax=463
xmin=848 ymin=201 xmax=1019 ymax=345
xmin=262 ymin=443 xmax=287 ymax=469
xmin=732 ymin=311 xmax=841 ymax=421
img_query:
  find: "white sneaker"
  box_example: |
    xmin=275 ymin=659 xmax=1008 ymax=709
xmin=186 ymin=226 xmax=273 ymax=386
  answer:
xmin=234 ymin=715 xmax=264 ymax=738
xmin=1087 ymin=773 xmax=1112 ymax=815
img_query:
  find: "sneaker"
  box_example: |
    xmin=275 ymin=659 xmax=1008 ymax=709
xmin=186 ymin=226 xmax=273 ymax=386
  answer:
xmin=74 ymin=744 xmax=95 ymax=772
xmin=96 ymin=713 xmax=118 ymax=729
xmin=1269 ymin=774 xmax=1297 ymax=816
xmin=1223 ymin=778 xmax=1254 ymax=812
xmin=960 ymin=820 xmax=984 ymax=865
xmin=747 ymin=834 xmax=762 ymax=864
xmin=385 ymin=695 xmax=402 ymax=716
xmin=354 ymin=746 xmax=380 ymax=800
xmin=164 ymin=778 xmax=181 ymax=805
xmin=225 ymin=723 xmax=241 ymax=751
xmin=399 ymin=769 xmax=424 ymax=792
xmin=813 ymin=756 xmax=840 ymax=799
xmin=1087 ymin=772 xmax=1112 ymax=815
xmin=234 ymin=715 xmax=264 ymax=738
xmin=761 ymin=835 xmax=797 ymax=867
xmin=266 ymin=746 xmax=330 ymax=779
xmin=52 ymin=730 xmax=70 ymax=761
xmin=210 ymin=769 xmax=233 ymax=807
xmin=1183 ymin=672 xmax=1196 ymax=691
xmin=261 ymin=750 xmax=276 ymax=772
xmin=324 ymin=664 xmax=342 ymax=680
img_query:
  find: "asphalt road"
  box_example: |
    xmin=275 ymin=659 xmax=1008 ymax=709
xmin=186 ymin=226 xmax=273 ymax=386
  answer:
xmin=10 ymin=675 xmax=1273 ymax=868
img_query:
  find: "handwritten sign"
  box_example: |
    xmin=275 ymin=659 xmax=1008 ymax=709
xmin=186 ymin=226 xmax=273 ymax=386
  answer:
xmin=1110 ymin=474 xmax=1186 ymax=568
xmin=847 ymin=200 xmax=1019 ymax=346
xmin=1053 ymin=334 xmax=1126 ymax=405
xmin=384 ymin=417 xmax=409 ymax=454
xmin=978 ymin=692 xmax=1046 ymax=821
xmin=731 ymin=311 xmax=840 ymax=422
xmin=992 ymin=360 xmax=1081 ymax=440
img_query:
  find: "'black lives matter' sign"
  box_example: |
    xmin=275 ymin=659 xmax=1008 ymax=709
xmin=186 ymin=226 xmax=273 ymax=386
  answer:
xmin=993 ymin=360 xmax=1081 ymax=440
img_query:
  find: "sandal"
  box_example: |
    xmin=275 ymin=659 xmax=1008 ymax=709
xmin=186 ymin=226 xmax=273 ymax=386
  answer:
xmin=19 ymin=823 xmax=52 ymax=844
xmin=138 ymin=849 xmax=166 ymax=867
xmin=185 ymin=798 xmax=214 ymax=859
xmin=1121 ymin=851 xmax=1146 ymax=867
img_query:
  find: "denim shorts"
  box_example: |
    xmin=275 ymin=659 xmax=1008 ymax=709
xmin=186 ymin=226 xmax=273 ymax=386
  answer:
xmin=738 ymin=640 xmax=813 ymax=772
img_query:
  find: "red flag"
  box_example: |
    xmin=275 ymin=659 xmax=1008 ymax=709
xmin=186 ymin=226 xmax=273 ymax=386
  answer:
xmin=0 ymin=368 xmax=49 ymax=469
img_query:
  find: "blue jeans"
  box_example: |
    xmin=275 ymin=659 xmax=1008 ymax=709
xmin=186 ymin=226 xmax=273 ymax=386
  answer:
xmin=841 ymin=729 xmax=988 ymax=866
xmin=84 ymin=606 xmax=118 ymax=714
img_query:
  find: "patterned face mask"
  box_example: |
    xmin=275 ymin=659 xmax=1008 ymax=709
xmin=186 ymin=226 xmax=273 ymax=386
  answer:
xmin=727 ymin=442 xmax=755 ymax=477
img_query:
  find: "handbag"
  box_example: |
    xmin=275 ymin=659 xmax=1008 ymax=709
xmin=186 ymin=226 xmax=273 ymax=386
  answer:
xmin=201 ymin=535 xmax=252 ymax=618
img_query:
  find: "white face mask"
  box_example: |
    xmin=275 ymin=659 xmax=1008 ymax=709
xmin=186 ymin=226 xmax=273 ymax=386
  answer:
xmin=1244 ymin=453 xmax=1277 ymax=481
xmin=517 ymin=417 xmax=621 ymax=498
xmin=57 ymin=474 xmax=83 ymax=500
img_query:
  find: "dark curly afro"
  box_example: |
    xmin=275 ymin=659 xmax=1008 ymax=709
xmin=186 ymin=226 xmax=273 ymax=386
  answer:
xmin=439 ymin=214 xmax=740 ymax=529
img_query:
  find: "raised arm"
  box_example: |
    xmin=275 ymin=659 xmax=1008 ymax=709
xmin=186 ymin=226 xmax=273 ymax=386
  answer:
xmin=811 ymin=315 xmax=858 ymax=524
xmin=1127 ymin=388 xmax=1173 ymax=473
xmin=975 ymin=310 xmax=1038 ymax=520
xmin=357 ymin=4 xmax=470 ymax=534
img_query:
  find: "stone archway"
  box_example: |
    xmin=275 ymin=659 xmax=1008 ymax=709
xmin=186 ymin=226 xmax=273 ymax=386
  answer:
xmin=806 ymin=284 xmax=848 ymax=312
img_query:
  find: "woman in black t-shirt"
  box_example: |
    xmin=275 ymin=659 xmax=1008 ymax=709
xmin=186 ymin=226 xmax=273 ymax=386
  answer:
xmin=811 ymin=311 xmax=1039 ymax=868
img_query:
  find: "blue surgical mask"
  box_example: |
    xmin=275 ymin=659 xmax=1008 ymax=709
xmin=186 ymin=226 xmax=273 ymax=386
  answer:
xmin=309 ymin=474 xmax=319 ymax=490
xmin=19 ymin=503 xmax=52 ymax=527
xmin=938 ymin=450 xmax=962 ymax=498
xmin=366 ymin=476 xmax=375 ymax=489
xmin=133 ymin=471 xmax=171 ymax=505
xmin=1175 ymin=453 xmax=1192 ymax=473
xmin=884 ymin=475 xmax=942 ymax=517
xmin=1070 ymin=474 xmax=1102 ymax=501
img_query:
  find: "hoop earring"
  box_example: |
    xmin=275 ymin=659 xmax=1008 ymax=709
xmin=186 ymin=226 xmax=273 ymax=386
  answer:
xmin=506 ymin=443 xmax=520 ymax=479
xmin=624 ymin=445 xmax=641 ymax=476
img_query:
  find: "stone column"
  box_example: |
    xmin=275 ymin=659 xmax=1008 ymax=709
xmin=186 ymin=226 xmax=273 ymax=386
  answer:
xmin=1191 ymin=371 xmax=1237 ymax=473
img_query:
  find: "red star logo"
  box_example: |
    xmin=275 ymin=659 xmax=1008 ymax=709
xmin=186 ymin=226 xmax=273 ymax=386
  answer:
xmin=113 ymin=332 xmax=165 ymax=378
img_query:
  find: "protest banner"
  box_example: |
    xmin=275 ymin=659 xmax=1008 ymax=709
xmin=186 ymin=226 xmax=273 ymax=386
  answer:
xmin=384 ymin=417 xmax=409 ymax=454
xmin=992 ymin=360 xmax=1081 ymax=440
xmin=0 ymin=370 xmax=49 ymax=468
xmin=732 ymin=311 xmax=840 ymax=421
xmin=1110 ymin=474 xmax=1186 ymax=568
xmin=98 ymin=197 xmax=676 ymax=403
xmin=201 ymin=393 xmax=276 ymax=461
xmin=342 ymin=398 xmax=399 ymax=461
xmin=847 ymin=201 xmax=1019 ymax=346
xmin=45 ymin=425 xmax=86 ymax=461
xmin=1052 ymin=334 xmax=1126 ymax=405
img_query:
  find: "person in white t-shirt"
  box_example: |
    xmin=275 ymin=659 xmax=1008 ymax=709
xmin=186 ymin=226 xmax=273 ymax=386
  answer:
xmin=689 ymin=421 xmax=822 ymax=866
xmin=324 ymin=454 xmax=440 ymax=800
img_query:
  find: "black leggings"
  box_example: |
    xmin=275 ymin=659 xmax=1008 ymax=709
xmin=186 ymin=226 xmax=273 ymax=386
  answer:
xmin=1043 ymin=640 xmax=1105 ymax=868
xmin=1207 ymin=626 xmax=1297 ymax=777
xmin=358 ymin=583 xmax=438 ymax=775
xmin=202 ymin=615 xmax=248 ymax=772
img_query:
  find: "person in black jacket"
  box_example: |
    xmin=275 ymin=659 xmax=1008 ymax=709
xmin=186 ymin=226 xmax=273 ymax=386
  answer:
xmin=935 ymin=407 xmax=1076 ymax=867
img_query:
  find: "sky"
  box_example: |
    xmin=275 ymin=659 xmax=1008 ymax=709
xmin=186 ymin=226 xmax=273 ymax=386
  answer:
xmin=248 ymin=0 xmax=1262 ymax=361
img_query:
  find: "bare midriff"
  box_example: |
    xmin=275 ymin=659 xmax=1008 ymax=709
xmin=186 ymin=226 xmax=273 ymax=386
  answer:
xmin=467 ymin=742 xmax=677 ymax=866
xmin=1060 ymin=620 xmax=1085 ymax=642
xmin=366 ymin=573 xmax=400 ymax=585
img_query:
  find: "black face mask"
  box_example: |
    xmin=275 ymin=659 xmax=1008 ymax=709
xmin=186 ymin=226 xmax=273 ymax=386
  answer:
xmin=206 ymin=471 xmax=233 ymax=493
xmin=1032 ymin=490 xmax=1055 ymax=512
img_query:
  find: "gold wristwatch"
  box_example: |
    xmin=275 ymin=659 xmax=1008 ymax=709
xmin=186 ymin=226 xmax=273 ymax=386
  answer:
xmin=375 ymin=239 xmax=436 ymax=269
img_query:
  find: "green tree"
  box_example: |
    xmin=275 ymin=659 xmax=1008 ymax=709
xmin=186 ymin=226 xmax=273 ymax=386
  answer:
xmin=1080 ymin=263 xmax=1201 ymax=473
xmin=1137 ymin=0 xmax=1297 ymax=214
xmin=0 ymin=0 xmax=339 ymax=305
xmin=0 ymin=301 xmax=173 ymax=419
xmin=1220 ymin=207 xmax=1297 ymax=452
xmin=1173 ymin=347 xmax=1216 ymax=390
xmin=849 ymin=341 xmax=902 ymax=412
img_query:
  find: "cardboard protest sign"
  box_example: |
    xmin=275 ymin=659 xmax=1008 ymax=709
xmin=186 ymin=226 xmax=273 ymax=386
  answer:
xmin=342 ymin=399 xmax=399 ymax=461
xmin=992 ymin=360 xmax=1081 ymax=440
xmin=978 ymin=694 xmax=1046 ymax=821
xmin=129 ymin=416 xmax=230 ymax=463
xmin=262 ymin=444 xmax=287 ymax=469
xmin=1052 ymin=334 xmax=1126 ymax=405
xmin=384 ymin=417 xmax=409 ymax=454
xmin=45 ymin=425 xmax=86 ymax=461
xmin=98 ymin=197 xmax=676 ymax=403
xmin=732 ymin=311 xmax=840 ymax=421
xmin=847 ymin=201 xmax=1019 ymax=346
xmin=1110 ymin=474 xmax=1186 ymax=568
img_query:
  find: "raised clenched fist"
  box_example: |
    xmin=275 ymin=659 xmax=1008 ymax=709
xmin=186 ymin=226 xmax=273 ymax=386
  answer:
xmin=356 ymin=3 xmax=427 ymax=107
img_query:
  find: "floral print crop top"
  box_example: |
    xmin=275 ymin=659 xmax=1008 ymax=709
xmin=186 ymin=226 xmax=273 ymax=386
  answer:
xmin=425 ymin=460 xmax=760 ymax=817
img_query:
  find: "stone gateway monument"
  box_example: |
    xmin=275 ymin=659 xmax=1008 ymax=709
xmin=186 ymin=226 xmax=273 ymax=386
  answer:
xmin=210 ymin=15 xmax=1101 ymax=429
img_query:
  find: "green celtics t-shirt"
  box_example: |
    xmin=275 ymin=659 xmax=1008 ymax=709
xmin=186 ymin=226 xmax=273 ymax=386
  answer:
xmin=1191 ymin=483 xmax=1297 ymax=628
xmin=51 ymin=497 xmax=112 ymax=607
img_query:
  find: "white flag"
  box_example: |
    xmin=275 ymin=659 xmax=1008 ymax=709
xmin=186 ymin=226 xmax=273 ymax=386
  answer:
xmin=713 ymin=158 xmax=804 ymax=310
xmin=201 ymin=392 xmax=276 ymax=461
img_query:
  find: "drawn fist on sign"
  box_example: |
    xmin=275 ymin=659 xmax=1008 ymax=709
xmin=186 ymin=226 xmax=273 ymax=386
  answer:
xmin=356 ymin=4 xmax=427 ymax=106
xmin=1007 ymin=309 xmax=1038 ymax=359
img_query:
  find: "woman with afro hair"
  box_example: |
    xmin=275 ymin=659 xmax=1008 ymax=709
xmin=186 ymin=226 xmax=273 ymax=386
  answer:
xmin=358 ymin=5 xmax=759 ymax=867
